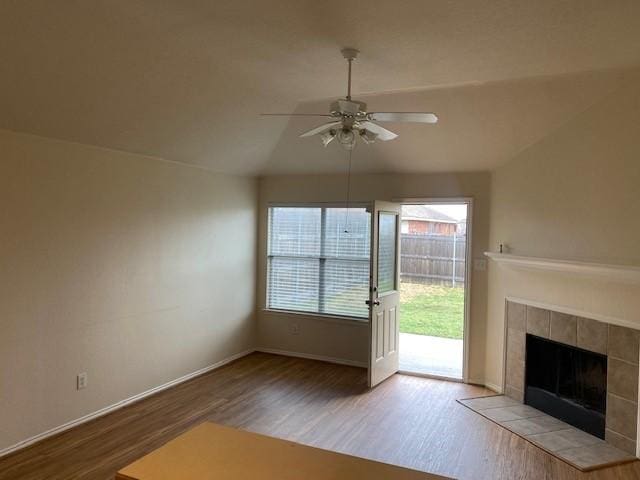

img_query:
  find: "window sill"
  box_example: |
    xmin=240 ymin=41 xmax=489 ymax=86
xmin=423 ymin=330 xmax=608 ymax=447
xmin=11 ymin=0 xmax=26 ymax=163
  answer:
xmin=261 ymin=308 xmax=369 ymax=326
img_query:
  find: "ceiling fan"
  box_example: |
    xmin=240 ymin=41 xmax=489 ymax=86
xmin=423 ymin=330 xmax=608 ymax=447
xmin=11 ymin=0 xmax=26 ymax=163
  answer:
xmin=261 ymin=48 xmax=438 ymax=150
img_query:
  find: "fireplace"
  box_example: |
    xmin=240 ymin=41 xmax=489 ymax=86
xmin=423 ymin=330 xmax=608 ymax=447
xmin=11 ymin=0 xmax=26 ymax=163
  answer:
xmin=504 ymin=301 xmax=640 ymax=455
xmin=525 ymin=334 xmax=607 ymax=438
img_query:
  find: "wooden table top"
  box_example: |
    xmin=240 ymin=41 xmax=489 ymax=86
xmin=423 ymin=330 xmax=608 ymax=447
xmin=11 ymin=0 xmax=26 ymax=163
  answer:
xmin=116 ymin=422 xmax=451 ymax=480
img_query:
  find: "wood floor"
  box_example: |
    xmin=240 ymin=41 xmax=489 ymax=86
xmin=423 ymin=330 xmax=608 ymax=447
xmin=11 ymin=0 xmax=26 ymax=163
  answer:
xmin=1 ymin=352 xmax=639 ymax=480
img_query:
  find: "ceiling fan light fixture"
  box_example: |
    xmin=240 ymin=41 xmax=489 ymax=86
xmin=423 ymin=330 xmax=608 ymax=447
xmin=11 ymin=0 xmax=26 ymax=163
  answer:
xmin=337 ymin=128 xmax=356 ymax=150
xmin=262 ymin=48 xmax=438 ymax=148
xmin=320 ymin=129 xmax=337 ymax=147
xmin=359 ymin=129 xmax=378 ymax=144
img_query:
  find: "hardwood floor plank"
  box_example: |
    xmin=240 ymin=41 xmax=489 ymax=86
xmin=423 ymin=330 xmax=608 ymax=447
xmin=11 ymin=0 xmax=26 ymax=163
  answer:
xmin=0 ymin=353 xmax=638 ymax=480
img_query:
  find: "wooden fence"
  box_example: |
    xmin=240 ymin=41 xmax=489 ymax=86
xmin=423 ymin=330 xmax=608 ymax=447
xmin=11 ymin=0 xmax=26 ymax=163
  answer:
xmin=400 ymin=233 xmax=466 ymax=286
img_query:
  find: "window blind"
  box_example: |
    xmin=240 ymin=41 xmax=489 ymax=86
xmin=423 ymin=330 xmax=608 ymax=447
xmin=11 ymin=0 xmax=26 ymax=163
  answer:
xmin=267 ymin=206 xmax=371 ymax=319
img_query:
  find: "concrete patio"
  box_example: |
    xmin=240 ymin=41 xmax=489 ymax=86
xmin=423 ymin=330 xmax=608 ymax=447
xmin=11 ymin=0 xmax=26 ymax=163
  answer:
xmin=399 ymin=332 xmax=463 ymax=379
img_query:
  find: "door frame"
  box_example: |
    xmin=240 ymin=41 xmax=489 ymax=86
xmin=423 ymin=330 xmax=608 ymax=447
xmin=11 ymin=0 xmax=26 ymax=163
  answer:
xmin=391 ymin=196 xmax=474 ymax=384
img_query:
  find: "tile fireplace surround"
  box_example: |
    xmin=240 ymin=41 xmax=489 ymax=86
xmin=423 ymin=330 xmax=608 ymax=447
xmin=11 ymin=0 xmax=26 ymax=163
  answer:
xmin=504 ymin=300 xmax=640 ymax=455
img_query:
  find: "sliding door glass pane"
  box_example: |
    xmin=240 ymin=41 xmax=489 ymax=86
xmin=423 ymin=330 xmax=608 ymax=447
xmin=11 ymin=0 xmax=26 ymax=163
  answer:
xmin=377 ymin=212 xmax=397 ymax=294
xmin=268 ymin=257 xmax=319 ymax=312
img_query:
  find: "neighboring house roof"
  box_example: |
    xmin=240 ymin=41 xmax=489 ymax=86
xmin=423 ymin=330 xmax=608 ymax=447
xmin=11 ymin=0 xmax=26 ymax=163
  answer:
xmin=401 ymin=205 xmax=458 ymax=223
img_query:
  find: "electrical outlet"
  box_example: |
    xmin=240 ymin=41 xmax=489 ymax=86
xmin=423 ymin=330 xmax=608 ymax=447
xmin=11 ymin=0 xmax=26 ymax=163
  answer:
xmin=290 ymin=322 xmax=300 ymax=335
xmin=77 ymin=372 xmax=88 ymax=390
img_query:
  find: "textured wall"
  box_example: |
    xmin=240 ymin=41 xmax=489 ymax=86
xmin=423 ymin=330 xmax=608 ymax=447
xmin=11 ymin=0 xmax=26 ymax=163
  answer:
xmin=486 ymin=72 xmax=640 ymax=395
xmin=0 ymin=130 xmax=258 ymax=451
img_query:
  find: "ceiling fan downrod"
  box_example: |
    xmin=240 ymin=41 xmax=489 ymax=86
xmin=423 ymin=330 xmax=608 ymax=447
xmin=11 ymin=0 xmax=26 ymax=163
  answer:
xmin=341 ymin=48 xmax=359 ymax=101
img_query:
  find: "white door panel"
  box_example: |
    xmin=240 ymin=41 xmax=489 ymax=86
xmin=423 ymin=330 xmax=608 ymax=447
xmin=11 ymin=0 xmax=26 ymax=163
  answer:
xmin=388 ymin=306 xmax=397 ymax=355
xmin=374 ymin=311 xmax=384 ymax=361
xmin=368 ymin=201 xmax=401 ymax=388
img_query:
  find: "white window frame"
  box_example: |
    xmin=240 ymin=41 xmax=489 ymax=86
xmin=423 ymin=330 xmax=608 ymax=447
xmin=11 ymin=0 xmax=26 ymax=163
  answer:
xmin=265 ymin=202 xmax=371 ymax=322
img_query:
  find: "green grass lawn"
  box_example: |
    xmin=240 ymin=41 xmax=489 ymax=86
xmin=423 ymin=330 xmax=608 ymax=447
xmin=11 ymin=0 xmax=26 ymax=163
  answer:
xmin=399 ymin=283 xmax=464 ymax=339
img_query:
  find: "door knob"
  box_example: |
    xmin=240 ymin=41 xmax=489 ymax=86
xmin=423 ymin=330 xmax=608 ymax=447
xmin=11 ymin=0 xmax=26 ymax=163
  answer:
xmin=365 ymin=299 xmax=381 ymax=306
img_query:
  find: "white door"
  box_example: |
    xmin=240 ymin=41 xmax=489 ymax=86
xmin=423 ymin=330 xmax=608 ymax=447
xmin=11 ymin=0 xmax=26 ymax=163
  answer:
xmin=368 ymin=201 xmax=402 ymax=388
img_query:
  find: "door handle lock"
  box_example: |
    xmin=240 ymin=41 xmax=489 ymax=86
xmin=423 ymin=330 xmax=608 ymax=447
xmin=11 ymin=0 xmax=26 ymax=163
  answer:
xmin=365 ymin=299 xmax=381 ymax=306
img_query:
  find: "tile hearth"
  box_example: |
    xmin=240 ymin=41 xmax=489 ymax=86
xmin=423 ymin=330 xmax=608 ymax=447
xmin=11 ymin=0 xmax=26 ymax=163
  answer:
xmin=459 ymin=395 xmax=636 ymax=471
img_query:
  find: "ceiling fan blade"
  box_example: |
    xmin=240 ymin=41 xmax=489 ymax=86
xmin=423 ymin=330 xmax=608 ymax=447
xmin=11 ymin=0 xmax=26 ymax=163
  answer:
xmin=261 ymin=113 xmax=332 ymax=117
xmin=369 ymin=112 xmax=438 ymax=124
xmin=359 ymin=121 xmax=398 ymax=141
xmin=299 ymin=121 xmax=343 ymax=138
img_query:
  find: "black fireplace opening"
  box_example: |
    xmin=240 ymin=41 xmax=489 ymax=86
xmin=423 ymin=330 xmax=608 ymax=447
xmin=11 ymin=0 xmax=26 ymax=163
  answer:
xmin=525 ymin=334 xmax=607 ymax=439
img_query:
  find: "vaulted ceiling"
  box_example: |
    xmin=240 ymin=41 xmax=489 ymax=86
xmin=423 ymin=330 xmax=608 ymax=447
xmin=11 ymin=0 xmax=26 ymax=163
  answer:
xmin=1 ymin=1 xmax=639 ymax=174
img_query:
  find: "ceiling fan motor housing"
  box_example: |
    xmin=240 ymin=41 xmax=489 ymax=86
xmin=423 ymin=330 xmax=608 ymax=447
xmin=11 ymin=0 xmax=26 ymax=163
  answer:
xmin=331 ymin=99 xmax=367 ymax=117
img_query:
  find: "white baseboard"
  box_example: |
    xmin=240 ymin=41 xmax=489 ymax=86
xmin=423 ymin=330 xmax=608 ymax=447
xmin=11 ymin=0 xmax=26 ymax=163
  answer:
xmin=483 ymin=381 xmax=503 ymax=393
xmin=467 ymin=377 xmax=484 ymax=387
xmin=1 ymin=347 xmax=501 ymax=458
xmin=467 ymin=377 xmax=503 ymax=394
xmin=0 ymin=348 xmax=254 ymax=458
xmin=257 ymin=348 xmax=367 ymax=368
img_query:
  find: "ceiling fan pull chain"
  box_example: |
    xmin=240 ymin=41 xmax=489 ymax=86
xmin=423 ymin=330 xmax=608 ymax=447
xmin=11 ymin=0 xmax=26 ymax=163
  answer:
xmin=344 ymin=147 xmax=353 ymax=233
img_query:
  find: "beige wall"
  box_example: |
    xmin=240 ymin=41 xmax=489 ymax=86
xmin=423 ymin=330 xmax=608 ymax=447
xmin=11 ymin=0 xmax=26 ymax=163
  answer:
xmin=257 ymin=172 xmax=491 ymax=382
xmin=5 ymin=67 xmax=637 ymax=453
xmin=0 ymin=130 xmax=258 ymax=451
xmin=486 ymin=72 xmax=640 ymax=389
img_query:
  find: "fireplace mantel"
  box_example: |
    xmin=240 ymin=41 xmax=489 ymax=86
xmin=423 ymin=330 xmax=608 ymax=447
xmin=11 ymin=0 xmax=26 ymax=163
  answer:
xmin=484 ymin=252 xmax=640 ymax=285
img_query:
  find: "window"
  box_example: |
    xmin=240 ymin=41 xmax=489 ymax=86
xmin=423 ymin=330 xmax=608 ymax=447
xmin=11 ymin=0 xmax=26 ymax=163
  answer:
xmin=377 ymin=212 xmax=397 ymax=294
xmin=267 ymin=206 xmax=371 ymax=319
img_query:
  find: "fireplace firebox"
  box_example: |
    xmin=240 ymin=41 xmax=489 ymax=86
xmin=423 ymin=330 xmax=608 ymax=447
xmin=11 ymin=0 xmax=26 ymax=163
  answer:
xmin=525 ymin=334 xmax=607 ymax=438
